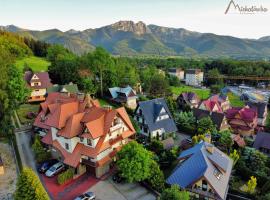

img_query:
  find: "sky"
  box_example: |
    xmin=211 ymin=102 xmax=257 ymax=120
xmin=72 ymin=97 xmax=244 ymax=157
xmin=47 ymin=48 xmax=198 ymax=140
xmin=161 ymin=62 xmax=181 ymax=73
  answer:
xmin=0 ymin=0 xmax=270 ymax=39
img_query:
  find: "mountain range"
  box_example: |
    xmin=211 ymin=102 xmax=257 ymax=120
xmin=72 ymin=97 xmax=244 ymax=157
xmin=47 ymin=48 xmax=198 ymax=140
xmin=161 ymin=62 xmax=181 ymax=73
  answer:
xmin=1 ymin=21 xmax=270 ymax=59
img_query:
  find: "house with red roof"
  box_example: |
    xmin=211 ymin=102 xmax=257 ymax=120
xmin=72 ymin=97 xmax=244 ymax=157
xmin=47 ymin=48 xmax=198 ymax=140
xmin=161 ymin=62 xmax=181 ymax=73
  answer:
xmin=226 ymin=106 xmax=258 ymax=137
xmin=198 ymin=99 xmax=223 ymax=113
xmin=209 ymin=94 xmax=231 ymax=112
xmin=34 ymin=92 xmax=135 ymax=178
xmin=24 ymin=71 xmax=52 ymax=102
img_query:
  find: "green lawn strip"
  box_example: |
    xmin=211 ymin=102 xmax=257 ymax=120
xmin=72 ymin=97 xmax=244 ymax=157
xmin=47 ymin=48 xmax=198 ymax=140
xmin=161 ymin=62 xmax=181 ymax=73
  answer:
xmin=97 ymin=98 xmax=118 ymax=108
xmin=228 ymin=92 xmax=244 ymax=107
xmin=17 ymin=104 xmax=40 ymax=125
xmin=15 ymin=56 xmax=50 ymax=72
xmin=170 ymin=86 xmax=210 ymax=99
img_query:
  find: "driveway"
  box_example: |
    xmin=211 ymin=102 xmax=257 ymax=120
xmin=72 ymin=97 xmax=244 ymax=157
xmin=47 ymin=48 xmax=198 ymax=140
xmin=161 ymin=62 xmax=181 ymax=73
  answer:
xmin=88 ymin=178 xmax=156 ymax=200
xmin=14 ymin=130 xmax=36 ymax=172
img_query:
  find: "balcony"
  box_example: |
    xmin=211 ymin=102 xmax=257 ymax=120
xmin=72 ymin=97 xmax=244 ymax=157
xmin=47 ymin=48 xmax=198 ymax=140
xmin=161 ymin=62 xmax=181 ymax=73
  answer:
xmin=81 ymin=158 xmax=96 ymax=167
xmin=109 ymin=135 xmax=122 ymax=145
xmin=186 ymin=188 xmax=217 ymax=199
xmin=110 ymin=123 xmax=122 ymax=132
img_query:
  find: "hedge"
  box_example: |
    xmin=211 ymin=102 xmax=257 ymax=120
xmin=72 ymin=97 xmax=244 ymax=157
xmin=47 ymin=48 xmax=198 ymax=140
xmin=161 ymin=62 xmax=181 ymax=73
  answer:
xmin=57 ymin=168 xmax=74 ymax=185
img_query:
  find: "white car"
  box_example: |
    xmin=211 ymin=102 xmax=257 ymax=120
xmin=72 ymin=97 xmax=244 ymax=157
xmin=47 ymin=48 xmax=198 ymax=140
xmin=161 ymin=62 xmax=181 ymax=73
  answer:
xmin=45 ymin=162 xmax=65 ymax=177
xmin=74 ymin=192 xmax=96 ymax=200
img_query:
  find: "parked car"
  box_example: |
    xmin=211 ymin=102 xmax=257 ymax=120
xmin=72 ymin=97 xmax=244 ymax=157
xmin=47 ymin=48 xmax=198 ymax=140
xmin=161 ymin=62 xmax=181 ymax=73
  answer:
xmin=74 ymin=192 xmax=96 ymax=200
xmin=38 ymin=159 xmax=58 ymax=173
xmin=45 ymin=162 xmax=65 ymax=177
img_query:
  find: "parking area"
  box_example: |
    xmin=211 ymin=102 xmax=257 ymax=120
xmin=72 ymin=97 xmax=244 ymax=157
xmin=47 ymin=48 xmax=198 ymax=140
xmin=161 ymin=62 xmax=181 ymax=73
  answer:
xmin=40 ymin=173 xmax=98 ymax=200
xmin=88 ymin=177 xmax=156 ymax=200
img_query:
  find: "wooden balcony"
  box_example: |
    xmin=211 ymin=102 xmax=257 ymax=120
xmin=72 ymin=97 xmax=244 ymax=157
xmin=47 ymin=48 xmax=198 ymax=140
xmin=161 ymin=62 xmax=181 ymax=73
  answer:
xmin=109 ymin=135 xmax=122 ymax=145
xmin=186 ymin=188 xmax=217 ymax=199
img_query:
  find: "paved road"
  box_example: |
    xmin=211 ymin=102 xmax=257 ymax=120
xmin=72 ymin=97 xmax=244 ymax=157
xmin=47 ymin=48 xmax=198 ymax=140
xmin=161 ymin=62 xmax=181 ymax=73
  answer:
xmin=15 ymin=130 xmax=36 ymax=172
xmin=89 ymin=178 xmax=156 ymax=200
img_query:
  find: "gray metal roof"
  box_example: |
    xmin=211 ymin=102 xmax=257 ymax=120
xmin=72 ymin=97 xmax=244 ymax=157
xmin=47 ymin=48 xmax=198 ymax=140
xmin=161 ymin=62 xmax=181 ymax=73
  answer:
xmin=137 ymin=98 xmax=177 ymax=133
xmin=167 ymin=142 xmax=233 ymax=200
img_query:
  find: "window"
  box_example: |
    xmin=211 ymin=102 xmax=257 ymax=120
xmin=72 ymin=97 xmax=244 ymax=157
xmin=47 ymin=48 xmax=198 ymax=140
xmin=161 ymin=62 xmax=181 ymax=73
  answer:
xmin=214 ymin=169 xmax=222 ymax=180
xmin=34 ymin=82 xmax=39 ymax=86
xmin=143 ymin=127 xmax=148 ymax=133
xmin=202 ymin=180 xmax=207 ymax=191
xmin=87 ymin=139 xmax=92 ymax=146
xmin=80 ymin=137 xmax=84 ymax=142
xmin=65 ymin=143 xmax=69 ymax=150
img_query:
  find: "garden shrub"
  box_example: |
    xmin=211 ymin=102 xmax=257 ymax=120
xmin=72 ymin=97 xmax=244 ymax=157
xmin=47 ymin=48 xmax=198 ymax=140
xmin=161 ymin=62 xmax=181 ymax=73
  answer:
xmin=57 ymin=168 xmax=74 ymax=185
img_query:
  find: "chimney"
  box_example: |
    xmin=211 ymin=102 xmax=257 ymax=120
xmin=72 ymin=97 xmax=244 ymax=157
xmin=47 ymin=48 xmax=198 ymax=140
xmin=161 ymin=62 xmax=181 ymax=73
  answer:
xmin=206 ymin=143 xmax=214 ymax=154
xmin=204 ymin=134 xmax=211 ymax=143
xmin=104 ymin=105 xmax=112 ymax=111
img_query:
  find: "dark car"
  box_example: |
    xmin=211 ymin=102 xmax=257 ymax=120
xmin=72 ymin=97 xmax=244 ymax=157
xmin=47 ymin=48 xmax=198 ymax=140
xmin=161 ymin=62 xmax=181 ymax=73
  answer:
xmin=74 ymin=192 xmax=96 ymax=200
xmin=37 ymin=159 xmax=58 ymax=173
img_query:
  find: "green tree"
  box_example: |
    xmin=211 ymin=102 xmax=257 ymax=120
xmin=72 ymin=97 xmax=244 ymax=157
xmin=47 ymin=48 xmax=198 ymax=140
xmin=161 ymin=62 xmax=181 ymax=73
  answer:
xmin=32 ymin=135 xmax=51 ymax=163
xmin=219 ymin=130 xmax=233 ymax=152
xmin=229 ymin=149 xmax=240 ymax=166
xmin=148 ymin=140 xmax=164 ymax=155
xmin=244 ymin=176 xmax=257 ymax=194
xmin=116 ymin=141 xmax=153 ymax=182
xmin=175 ymin=111 xmax=196 ymax=134
xmin=7 ymin=66 xmax=29 ymax=110
xmin=197 ymin=117 xmax=216 ymax=135
xmin=147 ymin=161 xmax=165 ymax=192
xmin=166 ymin=96 xmax=177 ymax=117
xmin=160 ymin=185 xmax=189 ymax=200
xmin=15 ymin=167 xmax=49 ymax=200
xmin=79 ymin=78 xmax=97 ymax=95
xmin=86 ymin=47 xmax=114 ymax=97
xmin=148 ymin=74 xmax=171 ymax=97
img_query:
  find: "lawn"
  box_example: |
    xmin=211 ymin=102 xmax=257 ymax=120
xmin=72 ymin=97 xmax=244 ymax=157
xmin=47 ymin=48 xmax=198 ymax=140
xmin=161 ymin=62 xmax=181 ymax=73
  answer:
xmin=17 ymin=104 xmax=40 ymax=125
xmin=228 ymin=92 xmax=244 ymax=107
xmin=170 ymin=86 xmax=210 ymax=99
xmin=15 ymin=56 xmax=50 ymax=72
xmin=97 ymin=98 xmax=117 ymax=108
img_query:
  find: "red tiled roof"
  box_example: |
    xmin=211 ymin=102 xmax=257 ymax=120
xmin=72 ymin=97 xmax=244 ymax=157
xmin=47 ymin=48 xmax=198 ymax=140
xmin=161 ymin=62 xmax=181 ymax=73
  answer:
xmin=200 ymin=99 xmax=223 ymax=113
xmin=58 ymin=112 xmax=84 ymax=138
xmin=41 ymin=131 xmax=53 ymax=145
xmin=35 ymin=92 xmax=135 ymax=168
xmin=232 ymin=134 xmax=246 ymax=147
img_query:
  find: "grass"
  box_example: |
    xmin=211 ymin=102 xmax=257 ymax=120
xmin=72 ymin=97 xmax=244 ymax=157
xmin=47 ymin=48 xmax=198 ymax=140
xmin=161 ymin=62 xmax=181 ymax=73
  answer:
xmin=17 ymin=103 xmax=40 ymax=125
xmin=97 ymin=98 xmax=117 ymax=108
xmin=15 ymin=56 xmax=50 ymax=72
xmin=228 ymin=92 xmax=244 ymax=107
xmin=170 ymin=85 xmax=210 ymax=99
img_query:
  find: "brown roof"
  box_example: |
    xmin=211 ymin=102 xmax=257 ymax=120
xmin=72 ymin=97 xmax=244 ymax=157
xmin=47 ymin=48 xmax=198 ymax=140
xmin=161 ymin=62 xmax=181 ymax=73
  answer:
xmin=24 ymin=71 xmax=52 ymax=89
xmin=232 ymin=134 xmax=246 ymax=147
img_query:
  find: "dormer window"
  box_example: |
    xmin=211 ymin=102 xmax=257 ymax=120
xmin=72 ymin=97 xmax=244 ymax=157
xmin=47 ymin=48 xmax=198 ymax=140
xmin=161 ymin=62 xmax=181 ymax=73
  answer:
xmin=87 ymin=139 xmax=92 ymax=146
xmin=80 ymin=137 xmax=84 ymax=142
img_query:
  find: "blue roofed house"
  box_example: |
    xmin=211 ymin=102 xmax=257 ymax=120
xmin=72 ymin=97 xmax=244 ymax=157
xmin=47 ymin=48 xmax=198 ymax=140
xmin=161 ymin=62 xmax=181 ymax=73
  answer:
xmin=134 ymin=98 xmax=177 ymax=139
xmin=167 ymin=142 xmax=233 ymax=200
xmin=108 ymin=86 xmax=137 ymax=109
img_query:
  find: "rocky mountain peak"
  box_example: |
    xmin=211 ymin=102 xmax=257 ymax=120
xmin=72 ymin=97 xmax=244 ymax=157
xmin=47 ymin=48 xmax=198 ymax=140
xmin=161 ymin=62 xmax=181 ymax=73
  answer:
xmin=111 ymin=20 xmax=148 ymax=35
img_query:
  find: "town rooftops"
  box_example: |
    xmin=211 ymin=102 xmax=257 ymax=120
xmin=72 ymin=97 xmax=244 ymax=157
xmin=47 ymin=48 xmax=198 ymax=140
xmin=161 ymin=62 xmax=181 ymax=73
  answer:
xmin=193 ymin=108 xmax=225 ymax=130
xmin=186 ymin=69 xmax=202 ymax=74
xmin=24 ymin=71 xmax=52 ymax=89
xmin=199 ymin=99 xmax=223 ymax=113
xmin=179 ymin=92 xmax=199 ymax=101
xmin=137 ymin=98 xmax=177 ymax=133
xmin=226 ymin=106 xmax=257 ymax=122
xmin=253 ymin=132 xmax=270 ymax=152
xmin=167 ymin=142 xmax=233 ymax=200
xmin=246 ymin=102 xmax=267 ymax=118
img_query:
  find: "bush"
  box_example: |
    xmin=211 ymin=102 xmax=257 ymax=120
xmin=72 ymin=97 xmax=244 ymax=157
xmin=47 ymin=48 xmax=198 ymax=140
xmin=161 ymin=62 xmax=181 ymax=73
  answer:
xmin=147 ymin=161 xmax=165 ymax=192
xmin=15 ymin=167 xmax=49 ymax=200
xmin=57 ymin=168 xmax=74 ymax=185
xmin=32 ymin=135 xmax=51 ymax=163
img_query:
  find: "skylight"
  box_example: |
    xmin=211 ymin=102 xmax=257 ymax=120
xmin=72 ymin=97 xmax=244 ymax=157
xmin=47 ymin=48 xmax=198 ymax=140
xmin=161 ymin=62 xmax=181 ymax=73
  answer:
xmin=214 ymin=168 xmax=222 ymax=180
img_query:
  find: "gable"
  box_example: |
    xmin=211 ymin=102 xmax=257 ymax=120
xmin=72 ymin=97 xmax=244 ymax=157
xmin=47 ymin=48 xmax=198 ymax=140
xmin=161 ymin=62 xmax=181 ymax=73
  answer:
xmin=31 ymin=74 xmax=39 ymax=80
